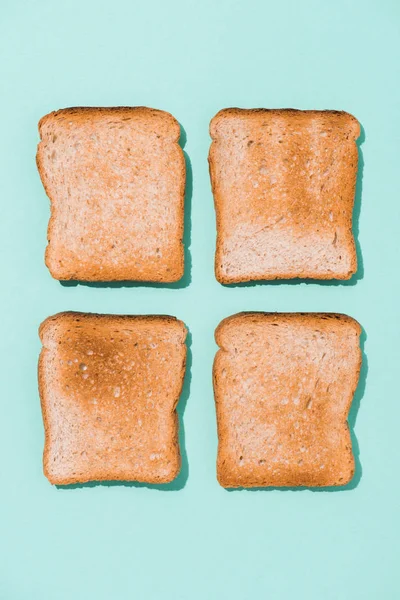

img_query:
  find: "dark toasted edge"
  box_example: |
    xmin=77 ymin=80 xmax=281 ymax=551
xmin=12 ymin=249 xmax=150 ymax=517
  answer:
xmin=214 ymin=263 xmax=357 ymax=284
xmin=213 ymin=312 xmax=362 ymax=488
xmin=38 ymin=312 xmax=187 ymax=485
xmin=217 ymin=471 xmax=356 ymax=489
xmin=215 ymin=312 xmax=362 ymax=342
xmin=39 ymin=311 xmax=187 ymax=339
xmin=45 ymin=471 xmax=182 ymax=487
xmin=38 ymin=106 xmax=181 ymax=138
xmin=36 ymin=107 xmax=185 ymax=283
xmin=209 ymin=108 xmax=360 ymax=139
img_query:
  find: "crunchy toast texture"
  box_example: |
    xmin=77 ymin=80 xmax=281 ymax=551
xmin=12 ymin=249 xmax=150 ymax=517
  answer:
xmin=213 ymin=313 xmax=362 ymax=488
xmin=37 ymin=107 xmax=185 ymax=282
xmin=39 ymin=312 xmax=187 ymax=485
xmin=209 ymin=109 xmax=360 ymax=283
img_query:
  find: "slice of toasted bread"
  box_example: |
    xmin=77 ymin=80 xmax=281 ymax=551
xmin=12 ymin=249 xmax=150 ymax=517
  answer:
xmin=39 ymin=312 xmax=187 ymax=485
xmin=209 ymin=109 xmax=360 ymax=283
xmin=37 ymin=107 xmax=185 ymax=282
xmin=213 ymin=313 xmax=361 ymax=488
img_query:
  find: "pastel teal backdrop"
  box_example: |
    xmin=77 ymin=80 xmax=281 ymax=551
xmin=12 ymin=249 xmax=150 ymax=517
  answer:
xmin=0 ymin=1 xmax=399 ymax=598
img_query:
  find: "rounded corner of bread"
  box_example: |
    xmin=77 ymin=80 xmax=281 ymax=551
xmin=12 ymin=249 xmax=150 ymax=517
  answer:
xmin=49 ymin=269 xmax=70 ymax=282
xmin=177 ymin=318 xmax=188 ymax=338
xmin=44 ymin=473 xmax=58 ymax=486
xmin=37 ymin=110 xmax=55 ymax=135
xmin=210 ymin=108 xmax=227 ymax=122
xmin=165 ymin=261 xmax=185 ymax=283
xmin=42 ymin=310 xmax=79 ymax=332
xmin=330 ymin=458 xmax=355 ymax=488
xmin=215 ymin=312 xmax=250 ymax=346
xmin=343 ymin=461 xmax=356 ymax=487
xmin=213 ymin=326 xmax=223 ymax=349
xmin=217 ymin=479 xmax=230 ymax=490
xmin=344 ymin=267 xmax=358 ymax=281
xmin=38 ymin=313 xmax=60 ymax=340
xmin=342 ymin=247 xmax=358 ymax=280
xmin=144 ymin=452 xmax=181 ymax=485
xmin=215 ymin=262 xmax=232 ymax=285
xmin=145 ymin=107 xmax=181 ymax=140
xmin=215 ymin=272 xmax=228 ymax=285
xmin=209 ymin=108 xmax=235 ymax=137
xmin=216 ymin=461 xmax=243 ymax=488
xmin=45 ymin=250 xmax=69 ymax=281
xmin=43 ymin=459 xmax=62 ymax=486
xmin=167 ymin=316 xmax=187 ymax=344
xmin=318 ymin=312 xmax=362 ymax=334
xmin=164 ymin=457 xmax=182 ymax=484
xmin=344 ymin=315 xmax=363 ymax=336
xmin=342 ymin=111 xmax=361 ymax=137
xmin=214 ymin=314 xmax=233 ymax=342
xmin=167 ymin=112 xmax=182 ymax=140
xmin=38 ymin=318 xmax=51 ymax=341
xmin=216 ymin=468 xmax=231 ymax=489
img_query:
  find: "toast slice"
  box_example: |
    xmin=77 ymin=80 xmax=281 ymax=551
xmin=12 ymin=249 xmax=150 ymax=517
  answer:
xmin=213 ymin=313 xmax=361 ymax=488
xmin=39 ymin=312 xmax=187 ymax=485
xmin=209 ymin=109 xmax=360 ymax=283
xmin=37 ymin=107 xmax=185 ymax=282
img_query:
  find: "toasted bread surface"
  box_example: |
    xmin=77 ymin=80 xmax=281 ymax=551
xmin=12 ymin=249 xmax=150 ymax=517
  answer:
xmin=213 ymin=312 xmax=361 ymax=487
xmin=37 ymin=107 xmax=185 ymax=282
xmin=39 ymin=312 xmax=187 ymax=484
xmin=209 ymin=109 xmax=360 ymax=282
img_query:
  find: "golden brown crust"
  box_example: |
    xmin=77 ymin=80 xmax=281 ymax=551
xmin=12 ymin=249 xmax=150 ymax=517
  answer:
xmin=38 ymin=312 xmax=187 ymax=485
xmin=213 ymin=312 xmax=362 ymax=488
xmin=209 ymin=108 xmax=360 ymax=283
xmin=37 ymin=107 xmax=185 ymax=282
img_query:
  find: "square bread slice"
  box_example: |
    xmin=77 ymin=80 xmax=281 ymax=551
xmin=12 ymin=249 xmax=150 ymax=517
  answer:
xmin=39 ymin=312 xmax=187 ymax=485
xmin=37 ymin=107 xmax=185 ymax=282
xmin=209 ymin=109 xmax=360 ymax=283
xmin=213 ymin=313 xmax=362 ymax=488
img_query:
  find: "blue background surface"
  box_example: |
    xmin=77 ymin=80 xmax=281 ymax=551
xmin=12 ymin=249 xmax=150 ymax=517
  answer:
xmin=1 ymin=1 xmax=399 ymax=598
